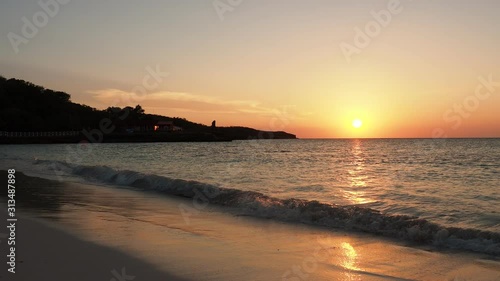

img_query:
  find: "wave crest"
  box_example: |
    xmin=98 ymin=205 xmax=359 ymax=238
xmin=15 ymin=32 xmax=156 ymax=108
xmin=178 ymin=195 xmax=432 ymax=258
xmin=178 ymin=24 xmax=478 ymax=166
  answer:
xmin=35 ymin=159 xmax=500 ymax=256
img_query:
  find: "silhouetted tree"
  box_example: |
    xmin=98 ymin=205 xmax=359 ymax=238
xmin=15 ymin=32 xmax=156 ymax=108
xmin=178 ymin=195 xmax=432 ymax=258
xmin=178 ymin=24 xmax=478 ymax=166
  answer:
xmin=133 ymin=105 xmax=145 ymax=115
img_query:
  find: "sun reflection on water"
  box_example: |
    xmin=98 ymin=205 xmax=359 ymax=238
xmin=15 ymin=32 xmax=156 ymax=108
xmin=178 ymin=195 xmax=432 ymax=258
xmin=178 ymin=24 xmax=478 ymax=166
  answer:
xmin=340 ymin=242 xmax=359 ymax=270
xmin=344 ymin=140 xmax=375 ymax=205
xmin=340 ymin=242 xmax=361 ymax=280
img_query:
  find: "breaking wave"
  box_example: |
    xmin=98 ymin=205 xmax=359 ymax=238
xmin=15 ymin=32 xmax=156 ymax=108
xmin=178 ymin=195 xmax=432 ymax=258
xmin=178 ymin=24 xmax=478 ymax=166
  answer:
xmin=35 ymin=159 xmax=500 ymax=256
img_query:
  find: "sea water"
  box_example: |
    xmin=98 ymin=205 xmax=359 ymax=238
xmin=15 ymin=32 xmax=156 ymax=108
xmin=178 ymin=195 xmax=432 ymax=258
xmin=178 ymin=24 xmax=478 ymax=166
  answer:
xmin=1 ymin=138 xmax=499 ymax=254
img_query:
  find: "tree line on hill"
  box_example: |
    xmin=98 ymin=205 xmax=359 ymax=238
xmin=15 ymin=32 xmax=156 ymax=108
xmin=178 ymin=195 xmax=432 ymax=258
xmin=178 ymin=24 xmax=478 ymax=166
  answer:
xmin=0 ymin=75 xmax=296 ymax=140
xmin=0 ymin=76 xmax=208 ymax=132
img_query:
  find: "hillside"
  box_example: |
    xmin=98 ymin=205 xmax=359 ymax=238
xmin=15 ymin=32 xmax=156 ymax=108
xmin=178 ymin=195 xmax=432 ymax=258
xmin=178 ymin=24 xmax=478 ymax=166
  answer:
xmin=0 ymin=76 xmax=296 ymax=143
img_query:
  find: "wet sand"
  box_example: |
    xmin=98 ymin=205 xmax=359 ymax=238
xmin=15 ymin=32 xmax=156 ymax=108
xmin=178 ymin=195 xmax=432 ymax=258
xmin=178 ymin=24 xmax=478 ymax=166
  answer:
xmin=0 ymin=214 xmax=190 ymax=281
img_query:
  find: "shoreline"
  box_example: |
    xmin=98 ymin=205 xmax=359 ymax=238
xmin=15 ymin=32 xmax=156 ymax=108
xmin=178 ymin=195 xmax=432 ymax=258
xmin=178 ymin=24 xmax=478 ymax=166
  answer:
xmin=1 ymin=172 xmax=499 ymax=280
xmin=2 ymin=202 xmax=500 ymax=281
xmin=0 ymin=131 xmax=297 ymax=145
xmin=7 ymin=167 xmax=499 ymax=257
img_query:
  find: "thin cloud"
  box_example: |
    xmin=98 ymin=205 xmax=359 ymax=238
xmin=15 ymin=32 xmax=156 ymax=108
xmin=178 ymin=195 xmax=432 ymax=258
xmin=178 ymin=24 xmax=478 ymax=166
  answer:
xmin=87 ymin=89 xmax=274 ymax=115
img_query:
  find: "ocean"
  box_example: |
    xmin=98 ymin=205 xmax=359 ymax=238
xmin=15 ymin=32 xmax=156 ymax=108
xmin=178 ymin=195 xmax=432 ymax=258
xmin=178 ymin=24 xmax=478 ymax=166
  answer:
xmin=1 ymin=138 xmax=499 ymax=256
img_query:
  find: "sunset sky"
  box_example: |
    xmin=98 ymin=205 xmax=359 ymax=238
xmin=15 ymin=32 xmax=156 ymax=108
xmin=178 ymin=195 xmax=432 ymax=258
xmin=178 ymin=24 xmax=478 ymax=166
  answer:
xmin=1 ymin=0 xmax=499 ymax=138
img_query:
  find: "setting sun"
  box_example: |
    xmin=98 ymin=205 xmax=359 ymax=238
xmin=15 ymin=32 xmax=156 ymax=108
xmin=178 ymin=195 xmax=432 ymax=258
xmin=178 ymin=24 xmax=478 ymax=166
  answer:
xmin=352 ymin=119 xmax=363 ymax=129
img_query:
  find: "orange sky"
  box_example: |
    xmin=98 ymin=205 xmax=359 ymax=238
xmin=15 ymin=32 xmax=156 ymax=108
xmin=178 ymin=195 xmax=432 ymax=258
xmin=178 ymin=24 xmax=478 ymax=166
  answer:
xmin=1 ymin=1 xmax=499 ymax=138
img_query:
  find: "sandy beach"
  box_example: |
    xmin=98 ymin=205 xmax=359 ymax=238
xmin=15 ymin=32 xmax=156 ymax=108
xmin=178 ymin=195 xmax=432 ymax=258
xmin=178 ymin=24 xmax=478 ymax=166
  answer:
xmin=1 ymin=172 xmax=499 ymax=281
xmin=0 ymin=215 xmax=190 ymax=281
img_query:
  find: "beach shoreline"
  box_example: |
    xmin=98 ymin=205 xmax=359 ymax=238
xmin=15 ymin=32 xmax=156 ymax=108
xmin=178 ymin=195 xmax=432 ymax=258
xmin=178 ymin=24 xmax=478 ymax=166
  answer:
xmin=1 ymin=172 xmax=499 ymax=280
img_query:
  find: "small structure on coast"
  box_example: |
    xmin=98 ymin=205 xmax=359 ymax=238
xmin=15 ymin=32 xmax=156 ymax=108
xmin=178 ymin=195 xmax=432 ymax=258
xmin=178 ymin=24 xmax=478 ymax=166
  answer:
xmin=154 ymin=121 xmax=183 ymax=132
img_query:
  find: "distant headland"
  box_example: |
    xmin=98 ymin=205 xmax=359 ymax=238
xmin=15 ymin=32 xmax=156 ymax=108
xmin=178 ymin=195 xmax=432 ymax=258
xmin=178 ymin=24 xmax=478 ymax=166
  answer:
xmin=0 ymin=76 xmax=296 ymax=144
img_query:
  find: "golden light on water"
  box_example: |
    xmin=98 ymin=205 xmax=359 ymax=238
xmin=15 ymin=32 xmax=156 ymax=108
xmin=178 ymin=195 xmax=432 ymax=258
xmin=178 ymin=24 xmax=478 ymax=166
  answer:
xmin=344 ymin=140 xmax=376 ymax=205
xmin=349 ymin=140 xmax=366 ymax=187
xmin=341 ymin=242 xmax=361 ymax=280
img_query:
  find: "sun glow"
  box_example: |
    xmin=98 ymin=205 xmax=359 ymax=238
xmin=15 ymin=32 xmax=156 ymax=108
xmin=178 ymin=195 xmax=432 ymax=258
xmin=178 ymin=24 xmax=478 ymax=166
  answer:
xmin=352 ymin=119 xmax=363 ymax=129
